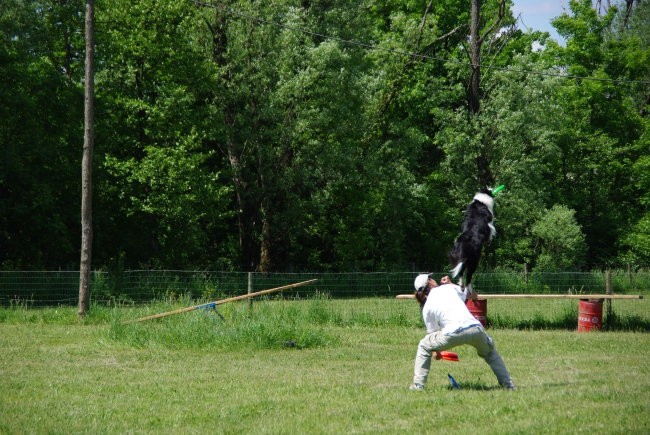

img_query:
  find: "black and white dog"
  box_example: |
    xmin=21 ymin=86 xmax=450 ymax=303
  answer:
xmin=448 ymin=188 xmax=496 ymax=298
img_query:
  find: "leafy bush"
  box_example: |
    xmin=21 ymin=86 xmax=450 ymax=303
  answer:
xmin=531 ymin=205 xmax=587 ymax=271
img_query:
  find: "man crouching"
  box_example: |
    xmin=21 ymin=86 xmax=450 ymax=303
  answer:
xmin=409 ymin=273 xmax=515 ymax=391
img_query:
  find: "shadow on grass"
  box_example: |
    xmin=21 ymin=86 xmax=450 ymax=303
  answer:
xmin=489 ymin=312 xmax=650 ymax=332
xmin=604 ymin=313 xmax=650 ymax=332
xmin=444 ymin=381 xmax=511 ymax=391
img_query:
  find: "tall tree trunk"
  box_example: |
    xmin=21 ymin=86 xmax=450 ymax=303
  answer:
xmin=469 ymin=0 xmax=488 ymax=185
xmin=622 ymin=0 xmax=635 ymax=27
xmin=78 ymin=0 xmax=94 ymax=318
xmin=206 ymin=7 xmax=253 ymax=269
xmin=468 ymin=0 xmax=499 ymax=187
xmin=259 ymin=202 xmax=271 ymax=272
xmin=226 ymin=141 xmax=258 ymax=271
xmin=468 ymin=0 xmax=481 ymax=116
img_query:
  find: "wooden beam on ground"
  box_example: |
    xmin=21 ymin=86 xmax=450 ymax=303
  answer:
xmin=127 ymin=279 xmax=318 ymax=323
xmin=395 ymin=293 xmax=643 ymax=300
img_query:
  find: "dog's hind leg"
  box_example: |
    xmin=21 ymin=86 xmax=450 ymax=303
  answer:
xmin=464 ymin=283 xmax=477 ymax=300
xmin=488 ymin=223 xmax=496 ymax=240
xmin=464 ymin=261 xmax=479 ymax=299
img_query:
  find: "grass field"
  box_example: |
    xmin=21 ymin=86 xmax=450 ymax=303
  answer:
xmin=1 ymin=297 xmax=649 ymax=434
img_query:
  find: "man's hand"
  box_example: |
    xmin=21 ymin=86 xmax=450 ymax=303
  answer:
xmin=433 ymin=351 xmax=442 ymax=360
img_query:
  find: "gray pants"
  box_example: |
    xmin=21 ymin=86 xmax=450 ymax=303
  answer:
xmin=413 ymin=325 xmax=514 ymax=388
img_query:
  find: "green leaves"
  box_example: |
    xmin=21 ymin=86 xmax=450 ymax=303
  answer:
xmin=1 ymin=0 xmax=648 ymax=271
xmin=531 ymin=205 xmax=587 ymax=271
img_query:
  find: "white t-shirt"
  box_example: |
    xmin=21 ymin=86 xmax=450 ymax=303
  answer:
xmin=421 ymin=284 xmax=481 ymax=334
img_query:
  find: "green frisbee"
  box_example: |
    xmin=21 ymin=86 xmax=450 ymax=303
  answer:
xmin=492 ymin=184 xmax=505 ymax=195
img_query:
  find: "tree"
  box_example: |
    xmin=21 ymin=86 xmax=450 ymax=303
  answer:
xmin=2 ymin=0 xmax=647 ymax=273
xmin=620 ymin=119 xmax=650 ymax=266
xmin=549 ymin=0 xmax=648 ymax=266
xmin=465 ymin=54 xmax=564 ymax=270
xmin=531 ymin=205 xmax=586 ymax=271
xmin=79 ymin=0 xmax=94 ymax=317
xmin=466 ymin=0 xmax=508 ymax=187
xmin=95 ymin=0 xmax=233 ymax=269
xmin=434 ymin=4 xmax=558 ymax=270
xmin=0 ymin=0 xmax=84 ymax=269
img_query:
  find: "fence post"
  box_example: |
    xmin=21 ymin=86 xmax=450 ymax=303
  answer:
xmin=605 ymin=269 xmax=612 ymax=322
xmin=248 ymin=272 xmax=253 ymax=310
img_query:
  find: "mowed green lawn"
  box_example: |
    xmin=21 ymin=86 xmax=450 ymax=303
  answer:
xmin=1 ymin=299 xmax=648 ymax=434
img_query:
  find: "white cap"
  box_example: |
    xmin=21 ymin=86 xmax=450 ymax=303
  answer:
xmin=414 ymin=274 xmax=429 ymax=291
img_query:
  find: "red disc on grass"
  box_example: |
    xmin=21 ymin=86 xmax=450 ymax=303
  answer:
xmin=439 ymin=351 xmax=459 ymax=361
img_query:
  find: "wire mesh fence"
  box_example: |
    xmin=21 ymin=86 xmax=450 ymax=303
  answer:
xmin=1 ymin=270 xmax=647 ymax=330
xmin=1 ymin=269 xmax=648 ymax=306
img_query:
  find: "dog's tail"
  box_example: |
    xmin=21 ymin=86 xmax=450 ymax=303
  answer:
xmin=450 ymin=262 xmax=464 ymax=278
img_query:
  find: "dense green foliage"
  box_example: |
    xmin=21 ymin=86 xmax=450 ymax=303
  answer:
xmin=1 ymin=0 xmax=648 ymax=272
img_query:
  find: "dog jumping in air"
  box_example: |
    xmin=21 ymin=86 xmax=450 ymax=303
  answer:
xmin=448 ymin=188 xmax=496 ymax=299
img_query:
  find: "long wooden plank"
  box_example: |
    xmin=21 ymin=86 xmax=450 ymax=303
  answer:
xmin=395 ymin=293 xmax=643 ymax=300
xmin=128 ymin=279 xmax=318 ymax=323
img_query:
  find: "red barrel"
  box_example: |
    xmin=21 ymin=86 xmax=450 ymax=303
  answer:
xmin=466 ymin=299 xmax=488 ymax=327
xmin=577 ymin=299 xmax=603 ymax=332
